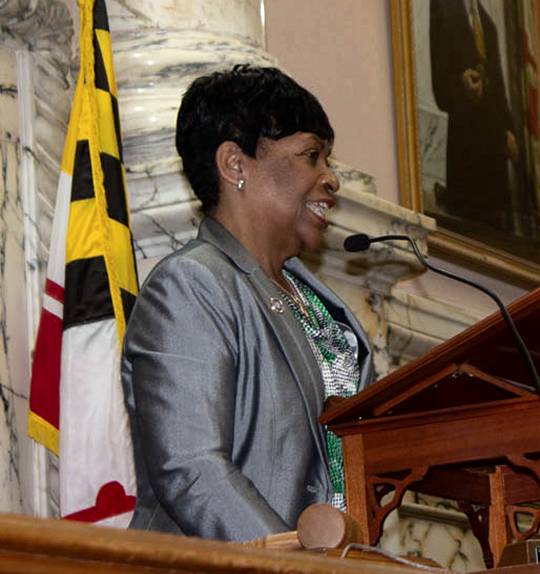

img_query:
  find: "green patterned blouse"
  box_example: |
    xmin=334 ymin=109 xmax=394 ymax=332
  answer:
xmin=281 ymin=270 xmax=360 ymax=511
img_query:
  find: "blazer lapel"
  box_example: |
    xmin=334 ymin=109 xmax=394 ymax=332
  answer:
xmin=197 ymin=218 xmax=329 ymax=465
xmin=248 ymin=267 xmax=327 ymax=443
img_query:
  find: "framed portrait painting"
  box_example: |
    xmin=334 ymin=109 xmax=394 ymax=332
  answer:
xmin=391 ymin=0 xmax=540 ymax=284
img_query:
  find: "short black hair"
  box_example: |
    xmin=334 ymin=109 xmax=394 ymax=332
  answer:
xmin=175 ymin=65 xmax=334 ymax=213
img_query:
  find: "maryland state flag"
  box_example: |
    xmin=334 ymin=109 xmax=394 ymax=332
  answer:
xmin=28 ymin=0 xmax=138 ymax=526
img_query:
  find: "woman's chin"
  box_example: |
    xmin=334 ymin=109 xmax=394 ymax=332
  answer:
xmin=298 ymin=230 xmax=325 ymax=254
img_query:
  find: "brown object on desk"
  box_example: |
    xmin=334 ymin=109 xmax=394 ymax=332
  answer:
xmin=297 ymin=503 xmax=362 ymax=550
xmin=245 ymin=504 xmax=443 ymax=568
xmin=243 ymin=530 xmax=302 ymax=551
xmin=244 ymin=503 xmax=363 ymax=551
xmin=322 ymin=288 xmax=540 ymax=569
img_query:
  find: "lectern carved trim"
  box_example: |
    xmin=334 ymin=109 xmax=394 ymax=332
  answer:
xmin=366 ymin=467 xmax=429 ymax=544
xmin=324 ymin=288 xmax=540 ymax=568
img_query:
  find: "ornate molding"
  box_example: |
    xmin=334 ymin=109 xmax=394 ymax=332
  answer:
xmin=0 ymin=0 xmax=74 ymax=72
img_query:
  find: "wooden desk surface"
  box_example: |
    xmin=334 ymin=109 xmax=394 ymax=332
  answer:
xmin=0 ymin=512 xmax=439 ymax=574
xmin=1 ymin=512 xmax=538 ymax=573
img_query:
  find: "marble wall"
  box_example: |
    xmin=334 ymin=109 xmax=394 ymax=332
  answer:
xmin=381 ymin=492 xmax=486 ymax=572
xmin=0 ymin=0 xmax=490 ymax=570
xmin=0 ymin=47 xmax=26 ymax=515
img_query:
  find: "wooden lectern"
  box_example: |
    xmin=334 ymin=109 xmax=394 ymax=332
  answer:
xmin=322 ymin=288 xmax=540 ymax=568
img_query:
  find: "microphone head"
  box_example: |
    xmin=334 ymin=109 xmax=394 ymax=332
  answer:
xmin=343 ymin=233 xmax=372 ymax=252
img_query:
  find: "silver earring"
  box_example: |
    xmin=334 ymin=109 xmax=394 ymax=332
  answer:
xmin=237 ymin=178 xmax=246 ymax=191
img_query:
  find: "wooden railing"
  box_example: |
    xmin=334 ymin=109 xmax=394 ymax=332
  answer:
xmin=0 ymin=512 xmax=432 ymax=574
xmin=1 ymin=512 xmax=539 ymax=573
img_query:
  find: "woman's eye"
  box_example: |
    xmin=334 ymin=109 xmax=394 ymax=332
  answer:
xmin=306 ymin=150 xmax=320 ymax=164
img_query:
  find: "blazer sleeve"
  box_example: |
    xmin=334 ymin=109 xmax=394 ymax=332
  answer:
xmin=124 ymin=256 xmax=288 ymax=541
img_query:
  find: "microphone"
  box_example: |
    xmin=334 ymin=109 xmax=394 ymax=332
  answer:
xmin=344 ymin=233 xmax=540 ymax=395
xmin=343 ymin=234 xmax=372 ymax=252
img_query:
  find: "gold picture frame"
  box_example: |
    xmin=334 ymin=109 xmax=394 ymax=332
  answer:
xmin=391 ymin=0 xmax=540 ymax=286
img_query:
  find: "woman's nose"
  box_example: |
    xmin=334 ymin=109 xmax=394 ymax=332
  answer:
xmin=323 ymin=167 xmax=340 ymax=195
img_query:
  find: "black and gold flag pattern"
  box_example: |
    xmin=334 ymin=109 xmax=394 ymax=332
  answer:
xmin=65 ymin=0 xmax=138 ymax=340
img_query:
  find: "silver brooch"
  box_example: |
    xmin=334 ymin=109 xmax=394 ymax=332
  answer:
xmin=269 ymin=297 xmax=284 ymax=314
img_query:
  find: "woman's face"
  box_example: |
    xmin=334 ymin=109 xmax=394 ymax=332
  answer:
xmin=243 ymin=132 xmax=339 ymax=255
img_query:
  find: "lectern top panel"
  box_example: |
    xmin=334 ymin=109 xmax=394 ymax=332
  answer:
xmin=321 ymin=288 xmax=540 ymax=425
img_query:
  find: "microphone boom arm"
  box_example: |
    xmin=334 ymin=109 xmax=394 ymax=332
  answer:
xmin=358 ymin=234 xmax=540 ymax=395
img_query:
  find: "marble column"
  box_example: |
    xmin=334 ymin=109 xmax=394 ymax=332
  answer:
xmin=107 ymin=0 xmax=275 ymax=261
xmin=0 ymin=47 xmax=26 ymax=515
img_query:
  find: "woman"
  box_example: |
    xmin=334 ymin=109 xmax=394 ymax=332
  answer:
xmin=121 ymin=65 xmax=373 ymax=542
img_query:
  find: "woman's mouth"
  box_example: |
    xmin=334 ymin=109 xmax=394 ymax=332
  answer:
xmin=306 ymin=200 xmax=333 ymax=225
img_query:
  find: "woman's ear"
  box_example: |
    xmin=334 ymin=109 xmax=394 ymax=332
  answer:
xmin=215 ymin=141 xmax=245 ymax=189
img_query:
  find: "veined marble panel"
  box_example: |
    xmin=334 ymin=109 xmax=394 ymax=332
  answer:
xmin=386 ymin=288 xmax=480 ymax=368
xmin=107 ymin=0 xmax=265 ymax=47
xmin=379 ymin=483 xmax=487 ymax=571
xmin=0 ymin=47 xmax=25 ymax=514
xmin=132 ymin=202 xmax=199 ymax=260
xmin=33 ymin=51 xmax=73 ymax=267
xmin=333 ymin=160 xmax=376 ymax=194
xmin=0 ymin=51 xmax=19 ymax=138
xmin=0 ymin=390 xmax=23 ymax=513
xmin=0 ymin=141 xmax=28 ymax=398
xmin=396 ymin=493 xmax=485 ymax=572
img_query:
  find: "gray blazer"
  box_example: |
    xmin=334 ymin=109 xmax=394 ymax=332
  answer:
xmin=121 ymin=217 xmax=373 ymax=541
